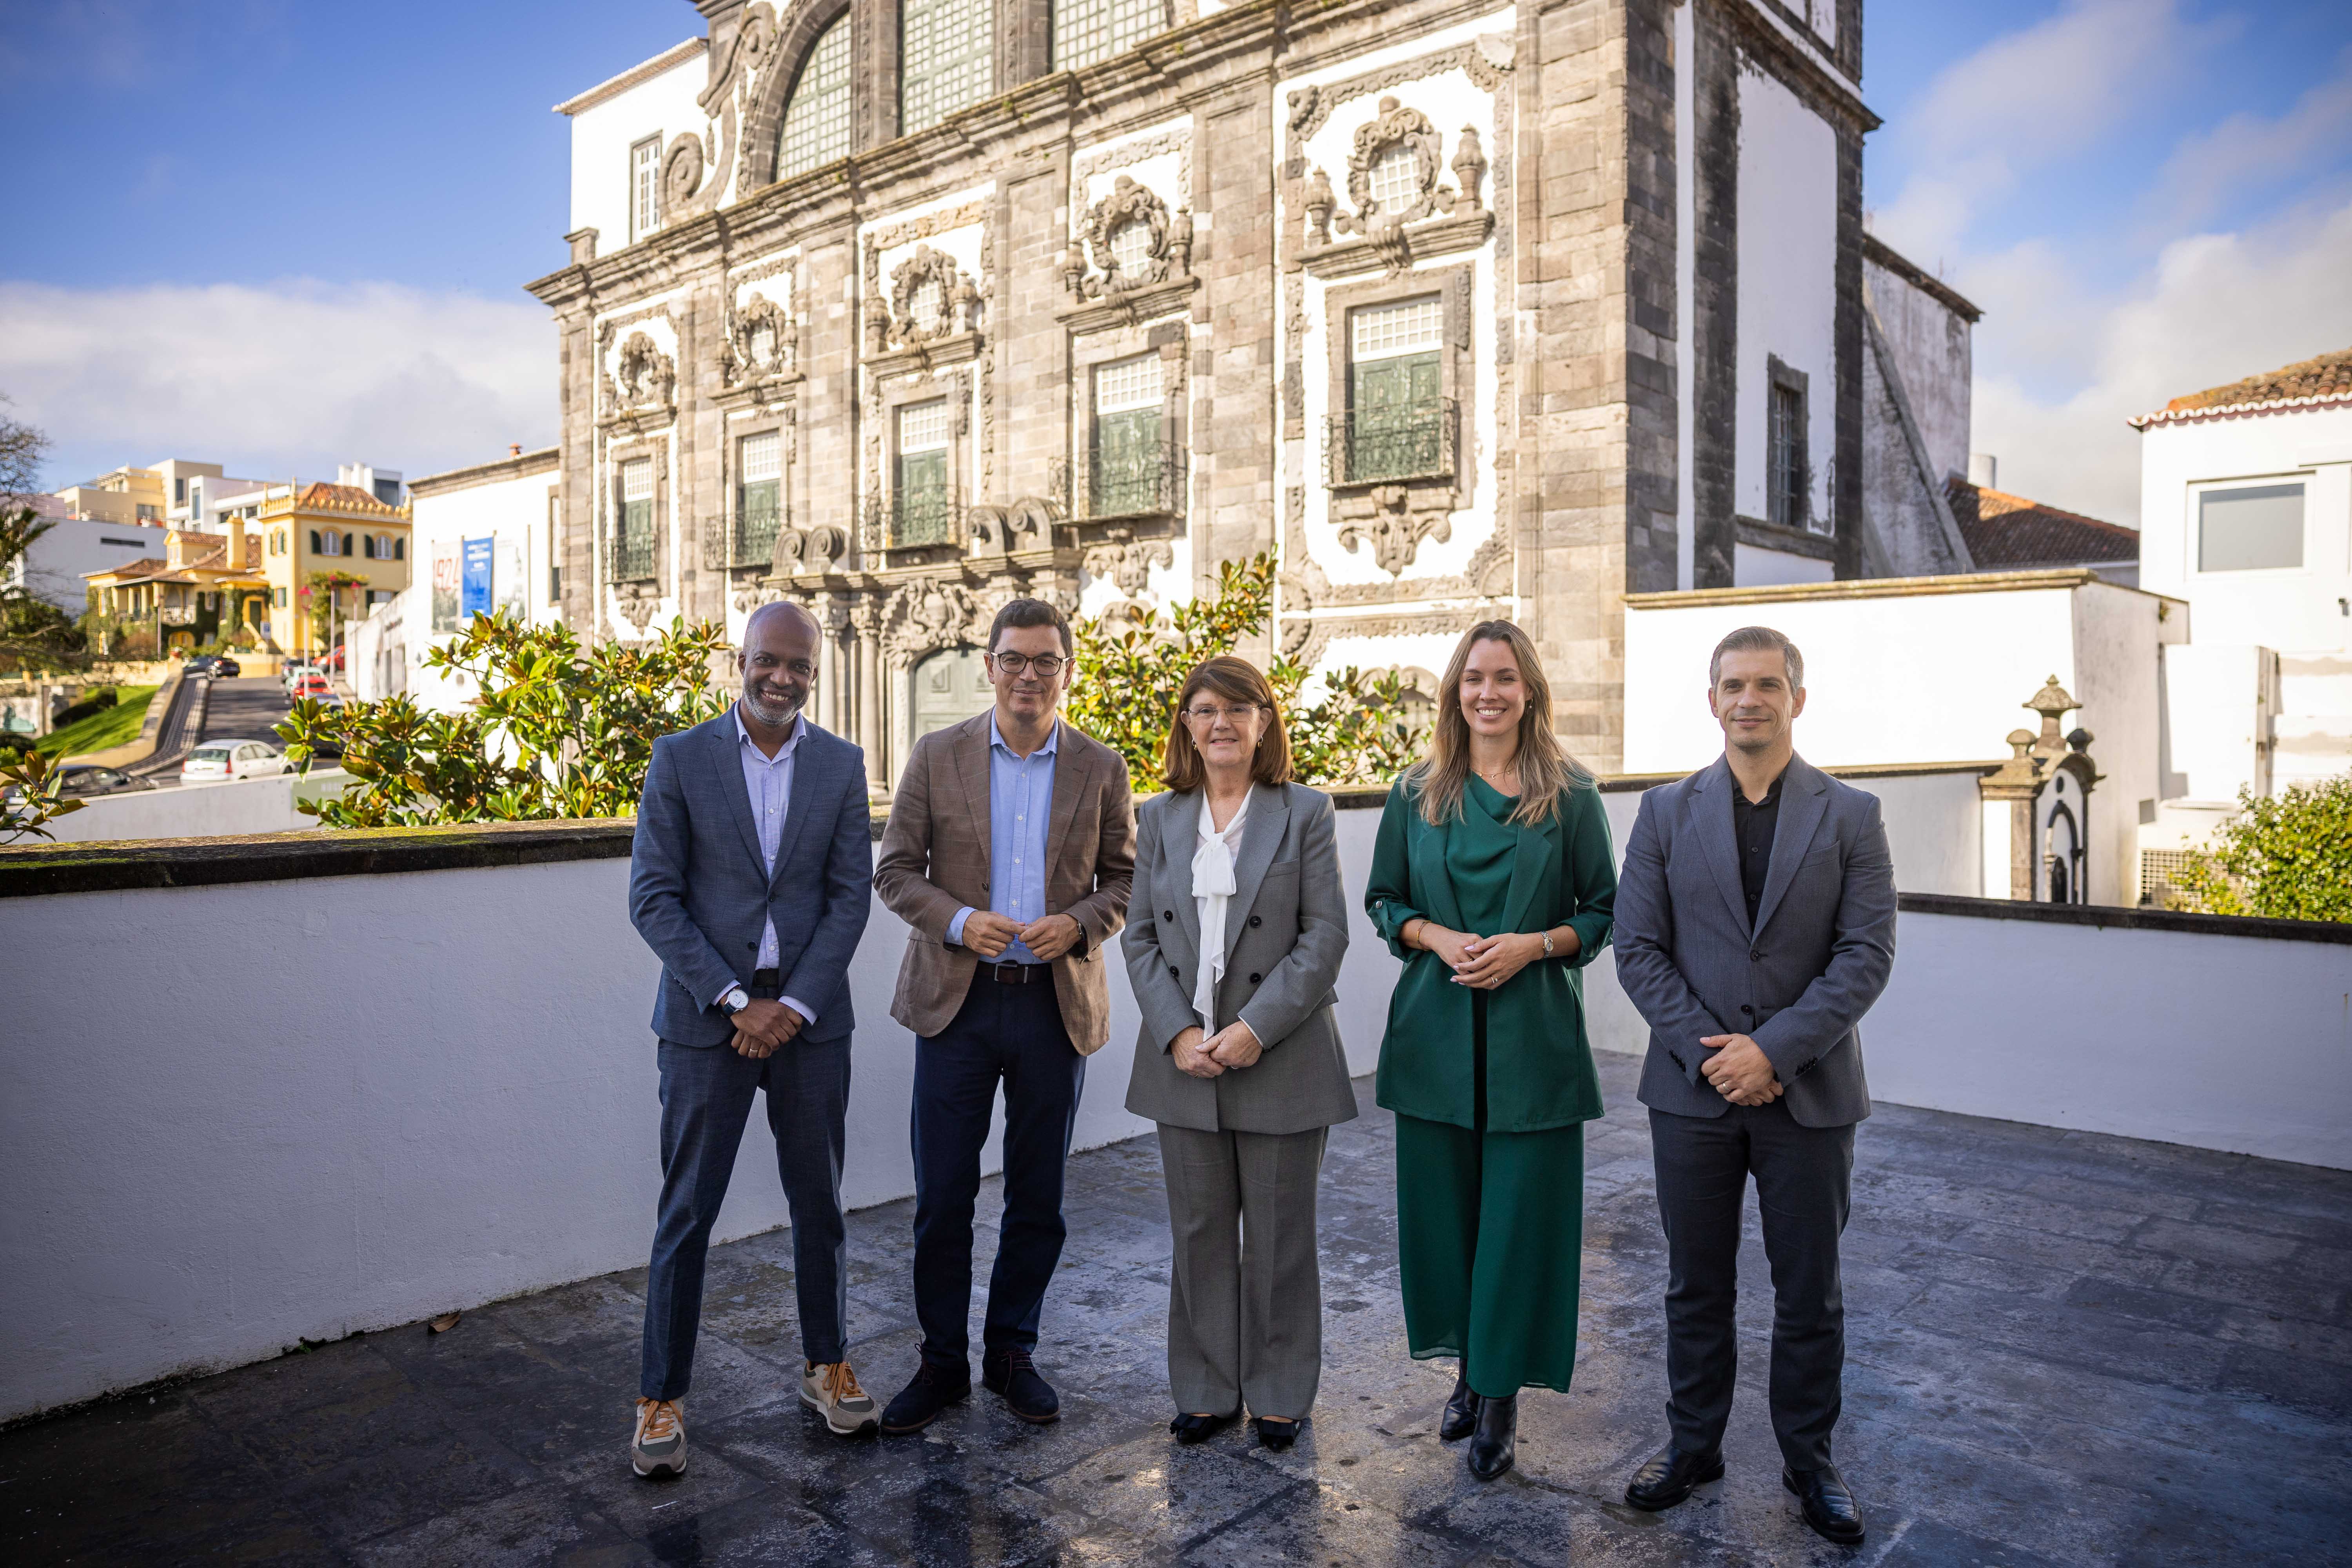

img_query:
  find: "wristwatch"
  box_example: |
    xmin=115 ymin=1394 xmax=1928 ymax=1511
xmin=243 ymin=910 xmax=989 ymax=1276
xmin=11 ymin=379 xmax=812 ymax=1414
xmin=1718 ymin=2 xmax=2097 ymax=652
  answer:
xmin=1541 ymin=931 xmax=1556 ymax=959
xmin=720 ymin=985 xmax=751 ymax=1014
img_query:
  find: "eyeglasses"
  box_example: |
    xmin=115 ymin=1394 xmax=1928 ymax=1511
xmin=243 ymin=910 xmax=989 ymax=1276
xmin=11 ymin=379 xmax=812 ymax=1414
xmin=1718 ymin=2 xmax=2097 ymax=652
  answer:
xmin=989 ymin=651 xmax=1065 ymax=677
xmin=1183 ymin=703 xmax=1260 ymax=726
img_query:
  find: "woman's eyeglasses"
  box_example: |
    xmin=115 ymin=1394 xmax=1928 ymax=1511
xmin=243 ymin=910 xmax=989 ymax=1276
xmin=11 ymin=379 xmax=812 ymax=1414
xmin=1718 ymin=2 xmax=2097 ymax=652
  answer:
xmin=1183 ymin=703 xmax=1260 ymax=726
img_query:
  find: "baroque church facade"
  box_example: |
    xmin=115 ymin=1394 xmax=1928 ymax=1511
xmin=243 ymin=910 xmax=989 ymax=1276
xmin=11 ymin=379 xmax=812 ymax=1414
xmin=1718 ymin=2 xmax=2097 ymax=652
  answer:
xmin=531 ymin=0 xmax=1885 ymax=785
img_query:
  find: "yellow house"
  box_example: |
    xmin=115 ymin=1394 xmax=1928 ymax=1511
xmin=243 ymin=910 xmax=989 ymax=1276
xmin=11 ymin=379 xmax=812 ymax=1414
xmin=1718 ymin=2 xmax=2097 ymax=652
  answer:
xmin=54 ymin=465 xmax=171 ymax=526
xmin=257 ymin=482 xmax=414 ymax=656
xmin=83 ymin=523 xmax=271 ymax=654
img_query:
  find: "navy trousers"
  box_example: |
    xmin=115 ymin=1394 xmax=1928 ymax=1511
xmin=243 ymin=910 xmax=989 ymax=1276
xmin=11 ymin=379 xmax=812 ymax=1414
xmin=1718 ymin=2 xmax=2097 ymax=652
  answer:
xmin=640 ymin=989 xmax=851 ymax=1401
xmin=910 ymin=967 xmax=1086 ymax=1371
xmin=1649 ymin=1101 xmax=1856 ymax=1470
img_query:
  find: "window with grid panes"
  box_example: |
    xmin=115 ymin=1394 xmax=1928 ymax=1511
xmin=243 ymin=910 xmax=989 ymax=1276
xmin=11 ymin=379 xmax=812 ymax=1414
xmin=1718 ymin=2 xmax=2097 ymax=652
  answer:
xmin=895 ymin=401 xmax=953 ymax=545
xmin=614 ymin=457 xmax=655 ymax=579
xmin=1091 ymin=354 xmax=1165 ymax=517
xmin=1109 ymin=219 xmax=1152 ymax=278
xmin=1768 ymin=381 xmax=1808 ymax=531
xmin=630 ymin=136 xmax=662 ymax=241
xmin=909 ymin=276 xmax=946 ymax=335
xmin=1367 ymin=142 xmax=1420 ymax=213
xmin=777 ymin=17 xmax=851 ymax=177
xmin=901 ymin=0 xmax=990 ymax=134
xmin=1053 ymin=0 xmax=1168 ymax=71
xmin=1347 ymin=296 xmax=1445 ymax=482
xmin=737 ymin=432 xmax=783 ymax=566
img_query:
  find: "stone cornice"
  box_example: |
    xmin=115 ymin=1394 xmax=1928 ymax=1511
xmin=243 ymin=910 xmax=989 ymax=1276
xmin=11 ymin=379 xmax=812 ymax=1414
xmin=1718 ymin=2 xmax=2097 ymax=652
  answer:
xmin=408 ymin=448 xmax=562 ymax=499
xmin=1622 ymin=568 xmax=2175 ymax=610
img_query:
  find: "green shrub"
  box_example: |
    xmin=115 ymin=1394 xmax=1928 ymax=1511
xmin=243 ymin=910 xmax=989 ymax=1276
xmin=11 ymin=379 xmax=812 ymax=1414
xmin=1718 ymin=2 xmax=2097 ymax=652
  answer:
xmin=2167 ymin=773 xmax=2352 ymax=925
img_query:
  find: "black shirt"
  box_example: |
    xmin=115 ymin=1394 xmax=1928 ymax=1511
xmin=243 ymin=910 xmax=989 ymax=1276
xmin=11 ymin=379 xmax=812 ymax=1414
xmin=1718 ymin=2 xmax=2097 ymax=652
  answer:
xmin=1731 ymin=769 xmax=1786 ymax=926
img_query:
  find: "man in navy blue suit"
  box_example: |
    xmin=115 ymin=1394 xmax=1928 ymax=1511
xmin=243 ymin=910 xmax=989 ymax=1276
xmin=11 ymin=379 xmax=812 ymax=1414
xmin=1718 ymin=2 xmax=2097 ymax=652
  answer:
xmin=624 ymin=600 xmax=877 ymax=1476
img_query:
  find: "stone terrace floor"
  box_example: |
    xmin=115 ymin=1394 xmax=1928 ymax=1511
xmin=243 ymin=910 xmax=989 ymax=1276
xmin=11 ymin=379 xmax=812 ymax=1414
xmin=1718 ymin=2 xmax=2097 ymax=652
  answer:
xmin=7 ymin=1053 xmax=2350 ymax=1567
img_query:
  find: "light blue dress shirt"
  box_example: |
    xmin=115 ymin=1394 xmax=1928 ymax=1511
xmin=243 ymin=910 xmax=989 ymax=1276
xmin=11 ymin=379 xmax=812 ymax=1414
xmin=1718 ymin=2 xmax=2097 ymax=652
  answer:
xmin=726 ymin=705 xmax=818 ymax=1022
xmin=947 ymin=715 xmax=1059 ymax=965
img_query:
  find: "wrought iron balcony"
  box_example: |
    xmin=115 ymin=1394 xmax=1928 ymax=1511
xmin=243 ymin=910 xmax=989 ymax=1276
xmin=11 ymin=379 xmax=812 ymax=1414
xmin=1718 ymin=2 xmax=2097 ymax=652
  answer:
xmin=1324 ymin=397 xmax=1459 ymax=488
xmin=704 ymin=498 xmax=785 ymax=572
xmin=606 ymin=520 xmax=655 ymax=583
xmin=1077 ymin=440 xmax=1185 ymax=521
xmin=860 ymin=486 xmax=965 ymax=553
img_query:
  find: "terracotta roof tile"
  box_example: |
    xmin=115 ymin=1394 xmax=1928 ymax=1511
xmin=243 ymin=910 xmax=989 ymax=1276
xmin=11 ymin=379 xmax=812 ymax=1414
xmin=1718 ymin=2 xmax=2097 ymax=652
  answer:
xmin=296 ymin=481 xmax=404 ymax=515
xmin=2132 ymin=346 xmax=2352 ymax=427
xmin=1945 ymin=479 xmax=2139 ymax=570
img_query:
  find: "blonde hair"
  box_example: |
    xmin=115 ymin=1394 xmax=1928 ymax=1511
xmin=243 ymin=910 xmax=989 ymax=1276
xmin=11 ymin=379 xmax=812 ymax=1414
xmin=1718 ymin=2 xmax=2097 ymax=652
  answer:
xmin=1408 ymin=620 xmax=1591 ymax=827
xmin=1161 ymin=655 xmax=1294 ymax=793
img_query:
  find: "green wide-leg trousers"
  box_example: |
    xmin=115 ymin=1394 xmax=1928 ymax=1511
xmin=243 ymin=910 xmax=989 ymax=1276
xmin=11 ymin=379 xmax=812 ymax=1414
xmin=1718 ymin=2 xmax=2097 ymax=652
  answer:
xmin=1394 ymin=1113 xmax=1585 ymax=1398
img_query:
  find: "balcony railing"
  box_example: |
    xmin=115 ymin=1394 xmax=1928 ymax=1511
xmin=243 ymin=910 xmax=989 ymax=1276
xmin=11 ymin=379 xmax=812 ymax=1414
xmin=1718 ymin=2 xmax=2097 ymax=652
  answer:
xmin=704 ymin=500 xmax=784 ymax=572
xmin=1325 ymin=398 xmax=1459 ymax=487
xmin=606 ymin=526 xmax=655 ymax=583
xmin=1079 ymin=441 xmax=1185 ymax=521
xmin=860 ymin=486 xmax=965 ymax=553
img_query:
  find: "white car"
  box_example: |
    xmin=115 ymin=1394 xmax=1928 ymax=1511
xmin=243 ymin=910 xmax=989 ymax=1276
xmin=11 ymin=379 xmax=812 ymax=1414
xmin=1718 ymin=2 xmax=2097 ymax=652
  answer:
xmin=181 ymin=739 xmax=292 ymax=782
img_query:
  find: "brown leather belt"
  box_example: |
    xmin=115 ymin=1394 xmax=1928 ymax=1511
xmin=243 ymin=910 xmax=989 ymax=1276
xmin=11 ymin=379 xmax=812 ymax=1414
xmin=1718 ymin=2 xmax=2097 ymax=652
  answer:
xmin=976 ymin=961 xmax=1047 ymax=985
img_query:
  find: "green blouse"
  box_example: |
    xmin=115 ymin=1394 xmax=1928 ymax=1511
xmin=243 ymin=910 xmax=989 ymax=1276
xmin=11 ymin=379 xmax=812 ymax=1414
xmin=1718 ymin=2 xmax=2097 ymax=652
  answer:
xmin=1365 ymin=774 xmax=1618 ymax=1132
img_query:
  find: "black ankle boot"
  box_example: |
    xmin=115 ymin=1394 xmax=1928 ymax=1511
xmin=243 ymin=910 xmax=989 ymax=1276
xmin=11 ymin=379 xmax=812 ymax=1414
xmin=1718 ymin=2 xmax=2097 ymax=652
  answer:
xmin=1439 ymin=1368 xmax=1482 ymax=1441
xmin=1466 ymin=1392 xmax=1517 ymax=1481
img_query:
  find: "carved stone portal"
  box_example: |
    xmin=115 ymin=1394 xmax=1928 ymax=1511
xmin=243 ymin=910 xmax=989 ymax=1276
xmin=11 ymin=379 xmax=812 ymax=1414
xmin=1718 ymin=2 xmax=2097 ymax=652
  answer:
xmin=1336 ymin=483 xmax=1452 ymax=575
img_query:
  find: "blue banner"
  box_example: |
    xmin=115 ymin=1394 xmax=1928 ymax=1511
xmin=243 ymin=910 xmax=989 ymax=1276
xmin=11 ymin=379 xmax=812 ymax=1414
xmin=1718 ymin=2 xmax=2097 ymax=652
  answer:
xmin=461 ymin=536 xmax=494 ymax=618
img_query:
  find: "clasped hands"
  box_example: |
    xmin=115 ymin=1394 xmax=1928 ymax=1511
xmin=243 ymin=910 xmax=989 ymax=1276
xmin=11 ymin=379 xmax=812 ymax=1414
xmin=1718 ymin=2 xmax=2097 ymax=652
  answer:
xmin=1171 ymin=1020 xmax=1263 ymax=1078
xmin=1699 ymin=1032 xmax=1783 ymax=1106
xmin=729 ymin=998 xmax=806 ymax=1060
xmin=960 ymin=909 xmax=1084 ymax=962
xmin=1416 ymin=923 xmax=1544 ymax=991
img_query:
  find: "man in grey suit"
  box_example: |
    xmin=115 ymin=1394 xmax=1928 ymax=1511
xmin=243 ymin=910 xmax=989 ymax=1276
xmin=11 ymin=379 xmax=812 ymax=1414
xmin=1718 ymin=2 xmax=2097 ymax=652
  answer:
xmin=624 ymin=601 xmax=877 ymax=1477
xmin=1612 ymin=626 xmax=1896 ymax=1545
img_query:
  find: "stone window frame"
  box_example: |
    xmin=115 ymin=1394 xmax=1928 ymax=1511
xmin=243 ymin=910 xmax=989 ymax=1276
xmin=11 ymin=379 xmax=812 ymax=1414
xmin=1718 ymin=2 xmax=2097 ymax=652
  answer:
xmin=1765 ymin=353 xmax=1818 ymax=535
xmin=1322 ymin=261 xmax=1474 ymax=501
xmin=776 ymin=12 xmax=855 ymax=179
xmin=726 ymin=418 xmax=793 ymax=573
xmin=603 ymin=438 xmax=669 ymax=585
xmin=1069 ymin=320 xmax=1188 ymax=525
xmin=629 ymin=134 xmax=662 ymax=243
xmin=873 ymin=369 xmax=972 ymax=550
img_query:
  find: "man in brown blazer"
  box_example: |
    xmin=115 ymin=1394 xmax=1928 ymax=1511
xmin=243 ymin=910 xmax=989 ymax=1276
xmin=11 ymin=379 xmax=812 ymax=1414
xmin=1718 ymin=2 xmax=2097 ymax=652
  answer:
xmin=872 ymin=597 xmax=1135 ymax=1432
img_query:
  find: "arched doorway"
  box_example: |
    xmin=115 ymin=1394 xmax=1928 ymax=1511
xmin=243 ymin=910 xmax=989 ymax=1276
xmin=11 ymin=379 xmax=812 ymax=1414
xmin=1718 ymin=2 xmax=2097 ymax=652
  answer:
xmin=911 ymin=645 xmax=991 ymax=740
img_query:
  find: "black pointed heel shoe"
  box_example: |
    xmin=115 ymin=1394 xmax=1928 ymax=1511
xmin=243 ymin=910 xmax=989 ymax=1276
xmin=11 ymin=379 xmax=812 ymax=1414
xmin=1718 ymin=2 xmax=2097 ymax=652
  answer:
xmin=1466 ymin=1393 xmax=1517 ymax=1481
xmin=1439 ymin=1369 xmax=1482 ymax=1441
xmin=1169 ymin=1411 xmax=1239 ymax=1445
xmin=1252 ymin=1416 xmax=1300 ymax=1452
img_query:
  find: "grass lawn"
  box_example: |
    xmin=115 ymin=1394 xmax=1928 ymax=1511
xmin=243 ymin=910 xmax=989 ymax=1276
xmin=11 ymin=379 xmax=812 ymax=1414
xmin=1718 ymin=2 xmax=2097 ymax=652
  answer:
xmin=38 ymin=686 xmax=162 ymax=758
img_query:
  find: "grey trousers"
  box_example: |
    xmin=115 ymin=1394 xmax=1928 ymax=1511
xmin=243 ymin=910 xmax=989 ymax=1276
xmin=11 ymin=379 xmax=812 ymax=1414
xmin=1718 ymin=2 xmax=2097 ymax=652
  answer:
xmin=1156 ymin=1123 xmax=1330 ymax=1419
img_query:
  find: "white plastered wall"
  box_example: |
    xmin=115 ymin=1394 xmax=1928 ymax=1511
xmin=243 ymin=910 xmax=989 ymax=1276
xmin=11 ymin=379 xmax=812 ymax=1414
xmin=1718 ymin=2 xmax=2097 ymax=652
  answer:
xmin=1734 ymin=66 xmax=1837 ymax=552
xmin=405 ymin=465 xmax=560 ymax=712
xmin=566 ymin=44 xmax=710 ymax=254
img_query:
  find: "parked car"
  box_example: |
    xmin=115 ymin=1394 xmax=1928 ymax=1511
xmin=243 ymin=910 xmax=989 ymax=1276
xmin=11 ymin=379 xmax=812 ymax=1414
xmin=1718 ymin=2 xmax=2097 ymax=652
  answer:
xmin=281 ymin=661 xmax=319 ymax=693
xmin=213 ymin=657 xmax=241 ymax=679
xmin=55 ymin=765 xmax=152 ymax=798
xmin=182 ymin=655 xmax=221 ymax=678
xmin=181 ymin=740 xmax=292 ymax=782
xmin=292 ymin=676 xmax=335 ymax=701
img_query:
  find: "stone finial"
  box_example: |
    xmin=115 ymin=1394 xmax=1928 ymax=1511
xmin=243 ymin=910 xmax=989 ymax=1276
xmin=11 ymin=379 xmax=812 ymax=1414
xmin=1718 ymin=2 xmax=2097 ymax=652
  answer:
xmin=1303 ymin=167 xmax=1335 ymax=248
xmin=862 ymin=292 xmax=889 ymax=356
xmin=1061 ymin=246 xmax=1085 ymax=300
xmin=1452 ymin=125 xmax=1487 ymax=214
xmin=951 ymin=274 xmax=980 ymax=335
xmin=1167 ymin=207 xmax=1194 ymax=277
xmin=2024 ymin=675 xmax=2080 ymax=757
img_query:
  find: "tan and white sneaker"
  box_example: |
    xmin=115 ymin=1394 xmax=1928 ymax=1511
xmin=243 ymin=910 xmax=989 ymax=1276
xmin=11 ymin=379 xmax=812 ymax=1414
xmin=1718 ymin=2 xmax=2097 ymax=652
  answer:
xmin=801 ymin=1359 xmax=880 ymax=1436
xmin=632 ymin=1397 xmax=687 ymax=1477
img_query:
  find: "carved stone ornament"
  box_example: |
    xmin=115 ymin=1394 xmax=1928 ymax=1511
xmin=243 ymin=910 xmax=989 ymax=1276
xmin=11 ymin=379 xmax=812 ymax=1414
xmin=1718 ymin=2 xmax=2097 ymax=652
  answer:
xmin=1302 ymin=167 xmax=1336 ymax=247
xmin=1451 ymin=125 xmax=1488 ymax=215
xmin=615 ymin=583 xmax=663 ymax=632
xmin=1338 ymin=483 xmax=1453 ymax=575
xmin=1339 ymin=97 xmax=1447 ymax=233
xmin=1075 ymin=175 xmax=1177 ymax=298
xmin=773 ymin=524 xmax=848 ymax=576
xmin=732 ymin=583 xmax=784 ymax=616
xmin=662 ymin=133 xmax=707 ymax=216
xmin=887 ymin=247 xmax=971 ymax=348
xmin=880 ymin=577 xmax=988 ymax=667
xmin=726 ymin=293 xmax=797 ymax=385
xmin=1083 ymin=539 xmax=1174 ymax=599
xmin=612 ymin=331 xmax=677 ymax=410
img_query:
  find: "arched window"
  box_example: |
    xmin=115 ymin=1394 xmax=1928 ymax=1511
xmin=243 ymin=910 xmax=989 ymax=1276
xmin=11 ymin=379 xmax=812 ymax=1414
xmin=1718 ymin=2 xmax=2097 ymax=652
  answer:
xmin=1053 ymin=0 xmax=1167 ymax=72
xmin=901 ymin=0 xmax=989 ymax=133
xmin=394 ymin=536 xmax=405 ymax=561
xmin=778 ymin=15 xmax=853 ymax=177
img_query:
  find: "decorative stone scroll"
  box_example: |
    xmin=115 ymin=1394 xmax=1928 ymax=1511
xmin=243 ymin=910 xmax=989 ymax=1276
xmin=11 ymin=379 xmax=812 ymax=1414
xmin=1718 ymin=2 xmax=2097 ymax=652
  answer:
xmin=1336 ymin=484 xmax=1453 ymax=576
xmin=1339 ymin=98 xmax=1447 ymax=232
xmin=609 ymin=331 xmax=677 ymax=412
xmin=724 ymin=292 xmax=799 ymax=387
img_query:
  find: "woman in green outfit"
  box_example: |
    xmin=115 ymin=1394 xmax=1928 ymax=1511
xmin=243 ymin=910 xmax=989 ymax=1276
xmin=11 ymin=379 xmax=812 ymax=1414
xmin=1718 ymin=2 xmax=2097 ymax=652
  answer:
xmin=1365 ymin=619 xmax=1617 ymax=1483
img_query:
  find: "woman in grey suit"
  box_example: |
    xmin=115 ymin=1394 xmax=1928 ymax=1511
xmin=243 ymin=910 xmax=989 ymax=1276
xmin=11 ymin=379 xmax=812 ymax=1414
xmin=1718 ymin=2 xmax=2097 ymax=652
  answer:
xmin=1123 ymin=655 xmax=1355 ymax=1451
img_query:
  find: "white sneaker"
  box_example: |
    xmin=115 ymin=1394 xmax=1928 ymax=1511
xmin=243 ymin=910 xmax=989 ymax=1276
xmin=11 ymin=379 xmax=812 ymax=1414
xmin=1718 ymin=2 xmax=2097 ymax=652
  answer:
xmin=801 ymin=1359 xmax=880 ymax=1436
xmin=632 ymin=1396 xmax=687 ymax=1476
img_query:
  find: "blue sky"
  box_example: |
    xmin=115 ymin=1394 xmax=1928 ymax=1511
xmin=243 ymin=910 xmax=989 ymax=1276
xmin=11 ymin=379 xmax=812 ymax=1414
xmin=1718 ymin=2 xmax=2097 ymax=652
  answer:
xmin=3 ymin=0 xmax=2348 ymax=521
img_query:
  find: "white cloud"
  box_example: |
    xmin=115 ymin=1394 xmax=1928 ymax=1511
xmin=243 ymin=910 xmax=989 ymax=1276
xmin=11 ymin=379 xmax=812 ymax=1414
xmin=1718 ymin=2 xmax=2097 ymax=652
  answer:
xmin=1971 ymin=195 xmax=2352 ymax=526
xmin=2143 ymin=47 xmax=2352 ymax=236
xmin=0 ymin=279 xmax=553 ymax=491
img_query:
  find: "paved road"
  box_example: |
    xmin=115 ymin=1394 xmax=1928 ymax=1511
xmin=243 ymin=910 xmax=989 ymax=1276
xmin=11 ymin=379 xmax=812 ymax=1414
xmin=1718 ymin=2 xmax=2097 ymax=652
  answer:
xmin=194 ymin=676 xmax=293 ymax=750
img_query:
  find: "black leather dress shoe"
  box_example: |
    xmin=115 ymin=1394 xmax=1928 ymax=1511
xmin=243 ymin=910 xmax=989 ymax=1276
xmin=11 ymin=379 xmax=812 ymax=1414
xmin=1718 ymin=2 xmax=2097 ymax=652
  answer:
xmin=1439 ymin=1370 xmax=1482 ymax=1441
xmin=982 ymin=1348 xmax=1060 ymax=1423
xmin=880 ymin=1362 xmax=971 ymax=1434
xmin=1784 ymin=1464 xmax=1865 ymax=1544
xmin=1251 ymin=1416 xmax=1300 ymax=1452
xmin=1623 ymin=1441 xmax=1725 ymax=1510
xmin=1465 ymin=1393 xmax=1516 ymax=1481
xmin=1169 ymin=1411 xmax=1238 ymax=1444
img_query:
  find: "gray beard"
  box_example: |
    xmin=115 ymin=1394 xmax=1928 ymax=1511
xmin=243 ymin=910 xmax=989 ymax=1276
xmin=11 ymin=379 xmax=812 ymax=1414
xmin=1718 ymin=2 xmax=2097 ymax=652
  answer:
xmin=741 ymin=689 xmax=800 ymax=728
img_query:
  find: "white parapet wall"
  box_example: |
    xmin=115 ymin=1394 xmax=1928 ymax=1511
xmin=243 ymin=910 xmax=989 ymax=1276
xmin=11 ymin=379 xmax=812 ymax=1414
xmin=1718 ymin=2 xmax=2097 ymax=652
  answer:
xmin=38 ymin=769 xmax=356 ymax=844
xmin=7 ymin=767 xmax=2337 ymax=1424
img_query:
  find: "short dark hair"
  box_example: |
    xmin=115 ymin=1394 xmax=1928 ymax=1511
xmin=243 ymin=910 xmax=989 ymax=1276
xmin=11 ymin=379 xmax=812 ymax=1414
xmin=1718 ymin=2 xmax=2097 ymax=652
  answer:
xmin=988 ymin=597 xmax=1072 ymax=658
xmin=1710 ymin=625 xmax=1804 ymax=689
